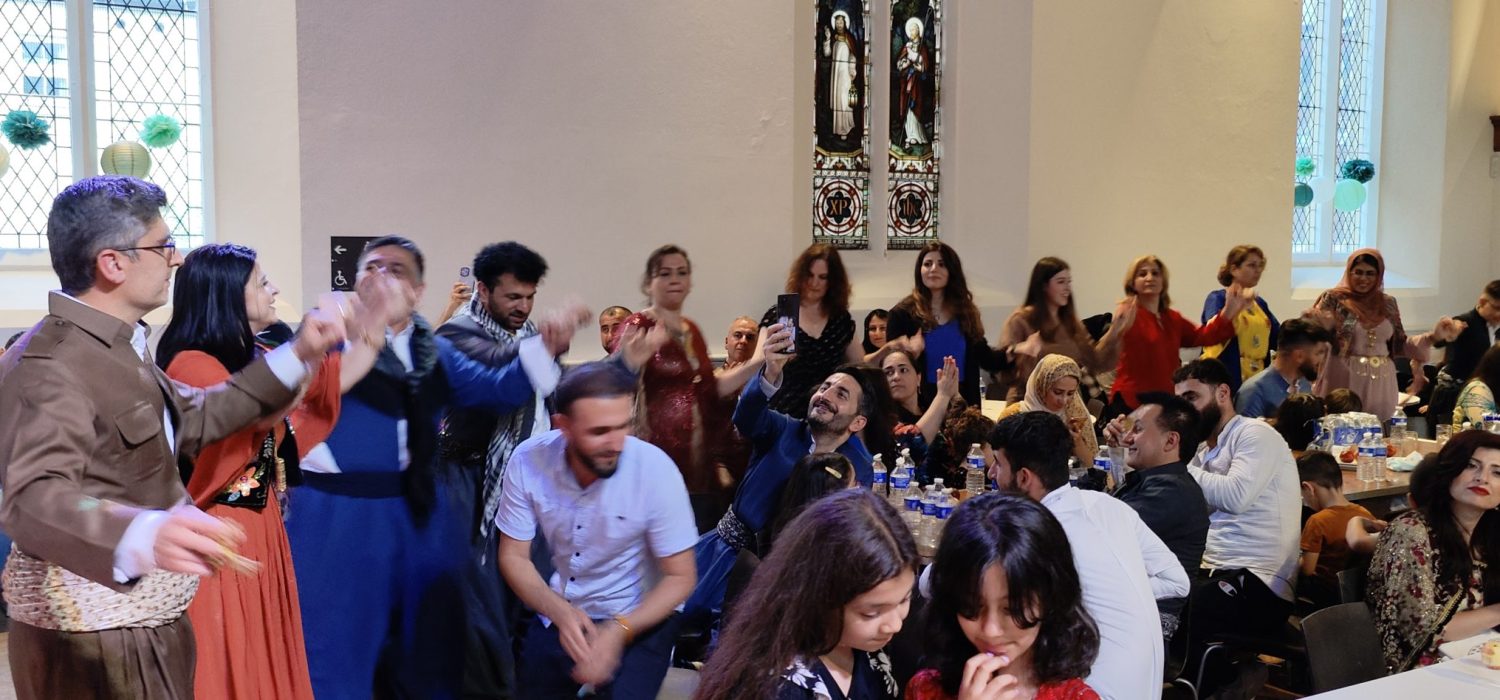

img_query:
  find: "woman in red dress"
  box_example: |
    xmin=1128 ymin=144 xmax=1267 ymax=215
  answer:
xmin=907 ymin=494 xmax=1101 ymax=700
xmin=612 ymin=245 xmax=765 ymax=533
xmin=156 ymin=244 xmax=393 ymax=699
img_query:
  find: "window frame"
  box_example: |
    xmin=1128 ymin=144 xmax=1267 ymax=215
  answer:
xmin=1292 ymin=0 xmax=1387 ymax=267
xmin=0 ymin=0 xmax=213 ymax=255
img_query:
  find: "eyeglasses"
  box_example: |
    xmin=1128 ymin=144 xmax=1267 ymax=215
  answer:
xmin=114 ymin=237 xmax=179 ymax=259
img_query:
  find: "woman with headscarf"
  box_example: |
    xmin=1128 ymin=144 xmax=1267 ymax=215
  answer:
xmin=999 ymin=354 xmax=1098 ymax=463
xmin=1309 ymin=249 xmax=1463 ymax=423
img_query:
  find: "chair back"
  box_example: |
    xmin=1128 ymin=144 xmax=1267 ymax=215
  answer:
xmin=1337 ymin=565 xmax=1367 ymax=604
xmin=1302 ymin=602 xmax=1386 ymax=692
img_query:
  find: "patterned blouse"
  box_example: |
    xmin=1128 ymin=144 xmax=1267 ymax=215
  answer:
xmin=905 ymin=669 xmax=1100 ymax=700
xmin=760 ymin=306 xmax=855 ymax=420
xmin=1452 ymin=379 xmax=1497 ymax=428
xmin=1365 ymin=509 xmax=1487 ymax=671
xmin=776 ymin=649 xmax=898 ymax=700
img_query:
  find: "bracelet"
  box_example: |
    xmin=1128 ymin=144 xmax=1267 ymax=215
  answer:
xmin=611 ymin=614 xmax=634 ymax=643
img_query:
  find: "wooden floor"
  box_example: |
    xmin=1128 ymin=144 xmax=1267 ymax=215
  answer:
xmin=0 ymin=633 xmax=14 ymax=700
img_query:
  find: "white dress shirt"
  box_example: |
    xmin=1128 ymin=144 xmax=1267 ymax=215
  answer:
xmin=1188 ymin=414 xmax=1302 ymax=602
xmin=1042 ymin=484 xmax=1186 ymax=700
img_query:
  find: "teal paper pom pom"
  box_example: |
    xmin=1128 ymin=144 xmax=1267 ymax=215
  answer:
xmin=1295 ymin=157 xmax=1316 ymax=177
xmin=2 ymin=110 xmax=52 ymax=150
xmin=1339 ymin=158 xmax=1375 ymax=184
xmin=140 ymin=114 xmax=182 ymax=149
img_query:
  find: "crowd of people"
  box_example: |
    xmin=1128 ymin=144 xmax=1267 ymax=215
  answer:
xmin=0 ymin=174 xmax=1496 ymax=700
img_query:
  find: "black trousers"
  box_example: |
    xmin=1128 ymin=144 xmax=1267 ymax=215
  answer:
xmin=1176 ymin=568 xmax=1294 ymax=691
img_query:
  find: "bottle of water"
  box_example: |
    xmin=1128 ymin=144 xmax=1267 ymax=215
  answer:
xmin=1356 ymin=431 xmax=1377 ymax=482
xmin=935 ymin=488 xmax=954 ymax=540
xmin=1093 ymin=448 xmax=1112 ymax=487
xmin=871 ymin=453 xmax=888 ymax=497
xmin=1370 ymin=433 xmax=1388 ymax=481
xmin=888 ymin=458 xmax=912 ymax=511
xmin=1069 ymin=457 xmax=1087 ymax=487
xmin=965 ymin=443 xmax=987 ymax=495
xmin=902 ymin=476 xmax=924 ymax=535
xmin=918 ymin=486 xmax=939 ymax=555
xmin=1389 ymin=414 xmax=1407 ymax=442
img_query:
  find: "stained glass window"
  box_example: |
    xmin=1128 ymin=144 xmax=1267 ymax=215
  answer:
xmin=1294 ymin=0 xmax=1383 ymax=262
xmin=0 ymin=0 xmax=206 ymax=250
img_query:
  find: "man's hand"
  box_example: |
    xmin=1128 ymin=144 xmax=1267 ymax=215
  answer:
xmin=154 ymin=505 xmax=247 ymax=576
xmin=572 ymin=619 xmax=628 ymax=686
xmin=1434 ymin=316 xmax=1466 ymax=343
xmin=291 ymin=308 xmax=347 ymax=365
xmin=761 ymin=323 xmax=795 ymax=384
xmin=536 ymin=304 xmax=589 ymax=357
xmin=547 ymin=600 xmax=598 ymax=667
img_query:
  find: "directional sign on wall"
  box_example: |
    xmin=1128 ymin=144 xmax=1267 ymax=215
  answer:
xmin=329 ymin=236 xmax=376 ymax=291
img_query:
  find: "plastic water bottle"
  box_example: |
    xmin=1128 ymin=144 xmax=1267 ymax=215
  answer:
xmin=1069 ymin=457 xmax=1087 ymax=487
xmin=1370 ymin=433 xmax=1388 ymax=480
xmin=965 ymin=443 xmax=987 ymax=495
xmin=1093 ymin=448 xmax=1112 ymax=486
xmin=871 ymin=453 xmax=888 ymax=497
xmin=889 ymin=458 xmax=912 ymax=511
xmin=1356 ymin=432 xmax=1377 ymax=482
xmin=902 ymin=477 xmax=924 ymax=535
xmin=935 ymin=488 xmax=954 ymax=539
xmin=1388 ymin=414 xmax=1407 ymax=442
xmin=1485 ymin=413 xmax=1500 ymax=434
xmin=918 ymin=486 xmax=939 ymax=555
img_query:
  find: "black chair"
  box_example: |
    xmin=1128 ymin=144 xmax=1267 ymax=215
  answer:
xmin=1337 ymin=565 xmax=1368 ymax=604
xmin=1301 ymin=602 xmax=1387 ymax=692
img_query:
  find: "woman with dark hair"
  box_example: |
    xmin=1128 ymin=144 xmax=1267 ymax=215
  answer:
xmin=1201 ymin=245 xmax=1280 ymax=391
xmin=760 ymin=243 xmax=873 ymax=418
xmin=882 ymin=350 xmax=959 ymax=478
xmin=1107 ymin=255 xmax=1245 ymax=420
xmin=887 ymin=242 xmax=1037 ymax=407
xmin=156 ymin=243 xmax=394 ymax=700
xmin=908 ymin=493 xmax=1100 ymax=700
xmin=612 ymin=245 xmax=766 ymax=533
xmin=695 ymin=489 xmax=918 ymax=700
xmin=863 ymin=309 xmax=890 ymax=355
xmin=1365 ymin=431 xmax=1500 ymax=671
xmin=1309 ymin=249 xmax=1463 ymax=423
xmin=998 ymin=257 xmax=1133 ymax=403
xmin=1452 ymin=344 xmax=1500 ymax=427
xmin=1272 ymin=393 xmax=1326 ymax=455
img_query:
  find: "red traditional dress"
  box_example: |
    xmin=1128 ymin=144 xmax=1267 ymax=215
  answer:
xmin=905 ymin=668 xmax=1100 ymax=700
xmin=168 ymin=349 xmax=341 ymax=700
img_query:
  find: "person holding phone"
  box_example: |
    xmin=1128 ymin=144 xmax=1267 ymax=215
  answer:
xmin=611 ymin=245 xmax=766 ymax=534
xmin=758 ymin=244 xmax=881 ymax=420
xmin=886 ymin=242 xmax=1040 ymax=407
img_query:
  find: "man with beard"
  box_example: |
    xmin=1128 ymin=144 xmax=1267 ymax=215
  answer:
xmin=684 ymin=323 xmax=883 ymax=622
xmin=984 ymin=411 xmax=1187 ymax=700
xmin=1113 ymin=392 xmax=1210 ymax=640
xmin=1234 ymin=319 xmax=1333 ymax=419
xmin=496 ymin=361 xmax=697 ymax=698
xmin=1169 ymin=359 xmax=1301 ymax=695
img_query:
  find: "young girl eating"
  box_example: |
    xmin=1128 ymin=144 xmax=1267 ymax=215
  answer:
xmin=908 ymin=493 xmax=1101 ymax=700
xmin=695 ymin=489 xmax=918 ymax=700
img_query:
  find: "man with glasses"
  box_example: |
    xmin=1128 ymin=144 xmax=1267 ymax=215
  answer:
xmin=0 ymin=175 xmax=346 ymax=698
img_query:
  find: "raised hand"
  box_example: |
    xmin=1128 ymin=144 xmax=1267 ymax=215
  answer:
xmin=1111 ymin=297 xmax=1139 ymax=335
xmin=761 ymin=323 xmax=795 ymax=384
xmin=291 ymin=308 xmax=347 ymax=364
xmin=900 ymin=332 xmax=925 ymax=358
xmin=154 ymin=505 xmax=249 ymax=577
xmin=1014 ymin=331 xmax=1043 ymax=359
xmin=956 ymin=652 xmax=1022 ymax=700
xmin=1434 ymin=316 xmax=1466 ymax=343
xmin=617 ymin=321 xmax=668 ymax=371
xmin=935 ymin=355 xmax=959 ymax=399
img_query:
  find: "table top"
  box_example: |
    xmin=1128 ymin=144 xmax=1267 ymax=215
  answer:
xmin=1342 ymin=469 xmax=1412 ymax=502
xmin=1306 ymin=657 xmax=1500 ymax=697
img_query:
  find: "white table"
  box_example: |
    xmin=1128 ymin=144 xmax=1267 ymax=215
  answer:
xmin=1306 ymin=657 xmax=1500 ymax=697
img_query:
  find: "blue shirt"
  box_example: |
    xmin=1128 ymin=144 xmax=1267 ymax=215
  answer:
xmin=1235 ymin=366 xmax=1311 ymax=419
xmin=923 ymin=320 xmax=966 ymax=384
xmin=494 ymin=430 xmax=698 ymax=619
xmin=731 ymin=372 xmax=873 ymax=531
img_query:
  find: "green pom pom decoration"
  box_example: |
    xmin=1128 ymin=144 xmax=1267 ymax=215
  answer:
xmin=140 ymin=114 xmax=182 ymax=149
xmin=1339 ymin=158 xmax=1375 ymax=184
xmin=2 ymin=110 xmax=52 ymax=150
xmin=1295 ymin=157 xmax=1316 ymax=177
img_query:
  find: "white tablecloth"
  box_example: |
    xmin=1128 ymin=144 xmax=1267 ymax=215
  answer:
xmin=1306 ymin=657 xmax=1500 ymax=697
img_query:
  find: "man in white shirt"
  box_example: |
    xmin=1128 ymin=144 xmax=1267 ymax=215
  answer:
xmin=498 ymin=361 xmax=698 ymax=698
xmin=1172 ymin=359 xmax=1301 ymax=691
xmin=987 ymin=411 xmax=1187 ymax=700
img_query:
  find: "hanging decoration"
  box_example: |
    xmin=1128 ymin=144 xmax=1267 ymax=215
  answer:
xmin=101 ymin=141 xmax=151 ymax=178
xmin=0 ymin=145 xmax=9 ymax=179
xmin=1332 ymin=178 xmax=1367 ymax=211
xmin=1339 ymin=158 xmax=1375 ymax=183
xmin=140 ymin=114 xmax=183 ymax=149
xmin=1295 ymin=157 xmax=1316 ymax=178
xmin=813 ymin=0 xmax=872 ymax=250
xmin=886 ymin=0 xmax=942 ymax=249
xmin=2 ymin=110 xmax=52 ymax=150
xmin=1293 ymin=182 xmax=1313 ymax=207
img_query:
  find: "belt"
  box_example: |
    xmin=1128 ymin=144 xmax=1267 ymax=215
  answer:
xmin=3 ymin=546 xmax=197 ymax=632
xmin=715 ymin=509 xmax=758 ymax=553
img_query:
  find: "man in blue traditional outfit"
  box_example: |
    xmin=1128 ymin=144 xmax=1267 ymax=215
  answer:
xmin=286 ymin=236 xmax=581 ymax=700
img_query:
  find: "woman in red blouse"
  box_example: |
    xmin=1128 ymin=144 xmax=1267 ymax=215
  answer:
xmin=1105 ymin=255 xmax=1248 ymax=420
xmin=612 ymin=245 xmax=766 ymax=533
xmin=907 ymin=494 xmax=1101 ymax=700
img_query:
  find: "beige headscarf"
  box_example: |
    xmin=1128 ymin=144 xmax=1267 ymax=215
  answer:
xmin=1007 ymin=354 xmax=1097 ymax=454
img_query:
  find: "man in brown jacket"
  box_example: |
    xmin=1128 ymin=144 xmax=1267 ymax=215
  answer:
xmin=0 ymin=176 xmax=344 ymax=699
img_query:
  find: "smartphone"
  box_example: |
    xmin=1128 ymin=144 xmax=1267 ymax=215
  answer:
xmin=459 ymin=266 xmax=472 ymax=281
xmin=776 ymin=293 xmax=800 ymax=354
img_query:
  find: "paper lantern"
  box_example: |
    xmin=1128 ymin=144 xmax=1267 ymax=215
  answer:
xmin=1308 ymin=176 xmax=1335 ymax=205
xmin=0 ymin=145 xmax=8 ymax=179
xmin=1332 ymin=179 xmax=1368 ymax=211
xmin=101 ymin=140 xmax=150 ymax=177
xmin=1293 ymin=182 xmax=1313 ymax=207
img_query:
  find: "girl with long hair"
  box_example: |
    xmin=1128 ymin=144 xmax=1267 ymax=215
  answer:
xmin=886 ymin=242 xmax=1037 ymax=407
xmin=1308 ymin=249 xmax=1462 ymax=423
xmin=1200 ymin=245 xmax=1280 ymax=391
xmin=1106 ymin=255 xmax=1246 ymax=419
xmin=157 ymin=243 xmax=395 ymax=699
xmin=611 ymin=244 xmax=767 ymax=532
xmin=1365 ymin=430 xmax=1500 ymax=670
xmin=998 ymin=257 xmax=1133 ymax=403
xmin=695 ymin=489 xmax=919 ymax=700
xmin=908 ymin=493 xmax=1100 ymax=700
